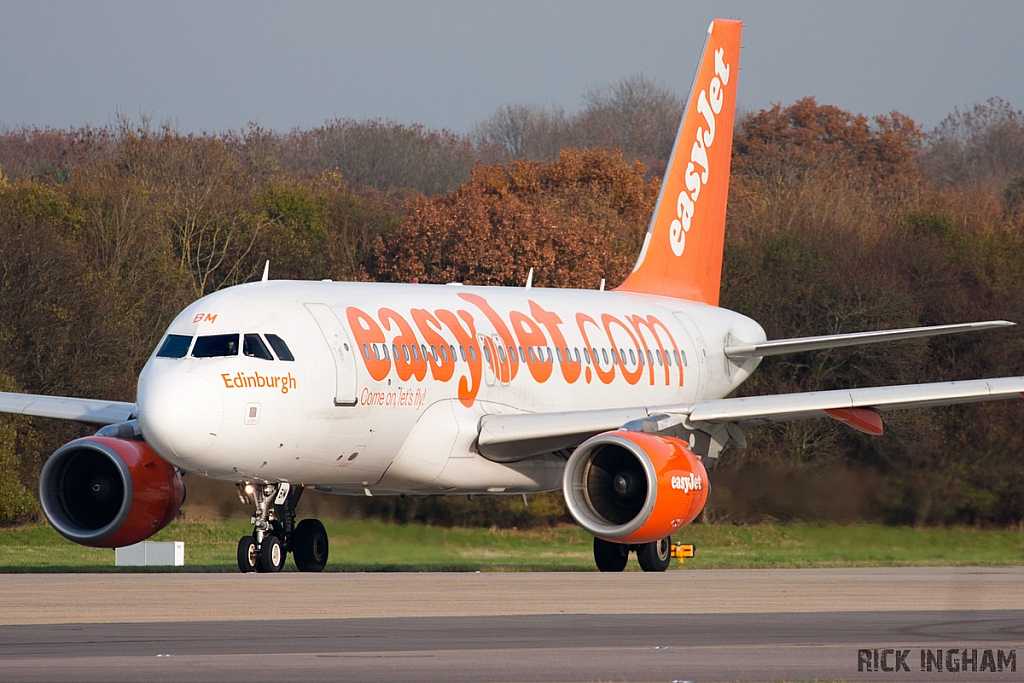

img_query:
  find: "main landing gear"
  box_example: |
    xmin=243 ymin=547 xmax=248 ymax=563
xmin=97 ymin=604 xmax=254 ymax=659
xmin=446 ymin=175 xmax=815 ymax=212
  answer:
xmin=593 ymin=536 xmax=672 ymax=572
xmin=235 ymin=482 xmax=329 ymax=573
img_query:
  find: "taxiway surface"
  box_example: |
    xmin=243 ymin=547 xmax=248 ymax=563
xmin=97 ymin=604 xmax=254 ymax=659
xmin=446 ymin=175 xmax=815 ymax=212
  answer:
xmin=1 ymin=568 xmax=1022 ymax=682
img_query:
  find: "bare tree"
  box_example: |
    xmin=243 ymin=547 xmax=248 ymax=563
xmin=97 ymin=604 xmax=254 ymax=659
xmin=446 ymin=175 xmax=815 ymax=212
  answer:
xmin=920 ymin=97 xmax=1024 ymax=193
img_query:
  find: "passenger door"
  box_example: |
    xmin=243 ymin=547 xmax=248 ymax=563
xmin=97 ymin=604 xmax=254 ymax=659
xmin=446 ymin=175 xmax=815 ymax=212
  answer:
xmin=304 ymin=303 xmax=358 ymax=406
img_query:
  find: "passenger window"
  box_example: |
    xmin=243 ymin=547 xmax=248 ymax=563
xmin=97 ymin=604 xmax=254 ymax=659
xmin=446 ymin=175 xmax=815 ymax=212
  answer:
xmin=678 ymin=349 xmax=687 ymax=366
xmin=529 ymin=347 xmax=537 ymax=363
xmin=629 ymin=349 xmax=636 ymax=365
xmin=265 ymin=334 xmax=295 ymax=361
xmin=411 ymin=345 xmax=419 ymax=362
xmin=583 ymin=348 xmax=591 ymax=364
xmin=601 ymin=349 xmax=609 ymax=365
xmin=509 ymin=346 xmax=517 ymax=363
xmin=362 ymin=343 xmax=371 ymax=360
xmin=402 ymin=345 xmax=410 ymax=362
xmin=555 ymin=347 xmax=563 ymax=363
xmin=430 ymin=344 xmax=438 ymax=361
xmin=440 ymin=345 xmax=448 ymax=362
xmin=243 ymin=333 xmax=274 ymax=360
xmin=192 ymin=334 xmax=240 ymax=358
xmin=656 ymin=349 xmax=664 ymax=366
xmin=574 ymin=348 xmax=581 ymax=364
xmin=468 ymin=346 xmax=477 ymax=363
xmin=497 ymin=345 xmax=506 ymax=363
xmin=156 ymin=334 xmax=192 ymax=359
xmin=483 ymin=345 xmax=492 ymax=363
xmin=451 ymin=345 xmax=458 ymax=362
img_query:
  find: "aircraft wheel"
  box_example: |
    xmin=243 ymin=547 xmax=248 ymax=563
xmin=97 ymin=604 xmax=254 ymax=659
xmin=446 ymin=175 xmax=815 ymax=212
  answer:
xmin=237 ymin=535 xmax=257 ymax=573
xmin=637 ymin=536 xmax=672 ymax=572
xmin=293 ymin=519 xmax=329 ymax=572
xmin=593 ymin=537 xmax=629 ymax=572
xmin=258 ymin=534 xmax=286 ymax=573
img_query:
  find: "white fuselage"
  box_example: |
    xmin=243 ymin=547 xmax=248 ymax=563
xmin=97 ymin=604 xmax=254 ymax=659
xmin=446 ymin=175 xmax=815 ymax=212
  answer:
xmin=135 ymin=281 xmax=765 ymax=495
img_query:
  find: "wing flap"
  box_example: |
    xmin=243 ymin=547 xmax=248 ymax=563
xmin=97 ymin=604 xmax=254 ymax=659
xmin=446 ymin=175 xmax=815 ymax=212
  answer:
xmin=0 ymin=392 xmax=136 ymax=426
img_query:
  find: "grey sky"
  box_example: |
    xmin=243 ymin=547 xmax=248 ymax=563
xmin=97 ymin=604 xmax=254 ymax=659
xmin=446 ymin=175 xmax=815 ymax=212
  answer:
xmin=2 ymin=1 xmax=1022 ymax=135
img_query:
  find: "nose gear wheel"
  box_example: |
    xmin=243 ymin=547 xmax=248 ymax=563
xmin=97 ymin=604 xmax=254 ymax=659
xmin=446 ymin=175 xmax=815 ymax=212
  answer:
xmin=234 ymin=482 xmax=330 ymax=573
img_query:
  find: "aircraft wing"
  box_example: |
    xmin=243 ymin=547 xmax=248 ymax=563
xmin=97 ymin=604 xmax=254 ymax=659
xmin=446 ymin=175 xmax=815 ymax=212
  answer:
xmin=477 ymin=377 xmax=1024 ymax=461
xmin=683 ymin=376 xmax=1024 ymax=424
xmin=0 ymin=391 xmax=135 ymax=426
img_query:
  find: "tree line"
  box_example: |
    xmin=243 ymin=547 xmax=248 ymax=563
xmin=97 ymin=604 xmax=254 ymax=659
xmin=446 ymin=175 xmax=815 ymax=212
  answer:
xmin=2 ymin=79 xmax=1024 ymax=528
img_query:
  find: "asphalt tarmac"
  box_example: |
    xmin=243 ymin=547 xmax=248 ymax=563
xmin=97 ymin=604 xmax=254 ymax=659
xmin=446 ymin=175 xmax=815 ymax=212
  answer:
xmin=1 ymin=568 xmax=1022 ymax=682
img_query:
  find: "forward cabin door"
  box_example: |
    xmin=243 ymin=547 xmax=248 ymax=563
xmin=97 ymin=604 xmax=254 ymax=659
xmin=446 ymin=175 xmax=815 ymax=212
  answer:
xmin=304 ymin=303 xmax=358 ymax=406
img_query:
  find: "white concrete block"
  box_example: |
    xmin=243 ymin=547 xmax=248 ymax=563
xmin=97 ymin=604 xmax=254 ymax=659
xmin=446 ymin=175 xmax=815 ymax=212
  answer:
xmin=115 ymin=541 xmax=185 ymax=566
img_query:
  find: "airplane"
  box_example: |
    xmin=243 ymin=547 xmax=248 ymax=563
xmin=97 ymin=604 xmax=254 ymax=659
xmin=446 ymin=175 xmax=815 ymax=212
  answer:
xmin=3 ymin=18 xmax=1023 ymax=573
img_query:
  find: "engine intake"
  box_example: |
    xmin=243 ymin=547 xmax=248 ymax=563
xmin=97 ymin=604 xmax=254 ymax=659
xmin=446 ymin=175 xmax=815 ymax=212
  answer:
xmin=39 ymin=436 xmax=184 ymax=548
xmin=562 ymin=431 xmax=708 ymax=544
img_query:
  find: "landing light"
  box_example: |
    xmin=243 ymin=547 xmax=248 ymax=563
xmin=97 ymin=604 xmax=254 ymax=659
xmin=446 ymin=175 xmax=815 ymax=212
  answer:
xmin=244 ymin=483 xmax=255 ymax=496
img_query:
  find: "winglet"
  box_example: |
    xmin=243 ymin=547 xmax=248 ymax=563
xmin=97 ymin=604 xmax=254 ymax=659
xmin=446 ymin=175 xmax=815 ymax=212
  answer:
xmin=615 ymin=19 xmax=742 ymax=305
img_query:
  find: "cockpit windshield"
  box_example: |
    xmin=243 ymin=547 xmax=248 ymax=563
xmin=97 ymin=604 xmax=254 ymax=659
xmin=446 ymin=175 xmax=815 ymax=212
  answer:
xmin=192 ymin=334 xmax=240 ymax=358
xmin=265 ymin=334 xmax=295 ymax=361
xmin=157 ymin=331 xmax=293 ymax=360
xmin=156 ymin=334 xmax=192 ymax=358
xmin=243 ymin=333 xmax=274 ymax=360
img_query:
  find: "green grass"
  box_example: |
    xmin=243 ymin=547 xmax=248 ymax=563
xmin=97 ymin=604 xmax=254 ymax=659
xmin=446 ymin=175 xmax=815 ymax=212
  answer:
xmin=2 ymin=519 xmax=1024 ymax=572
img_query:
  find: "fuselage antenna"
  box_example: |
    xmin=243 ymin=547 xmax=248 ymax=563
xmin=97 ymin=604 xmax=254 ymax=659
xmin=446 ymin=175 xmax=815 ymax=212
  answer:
xmin=599 ymin=278 xmax=605 ymax=291
xmin=525 ymin=268 xmax=534 ymax=289
xmin=261 ymin=261 xmax=270 ymax=282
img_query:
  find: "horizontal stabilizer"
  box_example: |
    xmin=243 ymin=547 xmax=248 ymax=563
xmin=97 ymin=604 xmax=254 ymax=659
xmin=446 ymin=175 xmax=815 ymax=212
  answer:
xmin=723 ymin=321 xmax=1015 ymax=359
xmin=0 ymin=392 xmax=135 ymax=426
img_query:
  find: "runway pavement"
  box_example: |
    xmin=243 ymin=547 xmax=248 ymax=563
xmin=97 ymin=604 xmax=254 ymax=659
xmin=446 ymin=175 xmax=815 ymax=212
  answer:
xmin=1 ymin=568 xmax=1022 ymax=682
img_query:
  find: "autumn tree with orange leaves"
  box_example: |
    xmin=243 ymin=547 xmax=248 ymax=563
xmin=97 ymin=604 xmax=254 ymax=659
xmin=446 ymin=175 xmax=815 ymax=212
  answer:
xmin=372 ymin=148 xmax=657 ymax=290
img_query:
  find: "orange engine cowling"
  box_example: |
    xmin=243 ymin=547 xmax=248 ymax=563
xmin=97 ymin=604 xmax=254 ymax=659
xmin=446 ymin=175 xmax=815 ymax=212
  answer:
xmin=38 ymin=436 xmax=185 ymax=548
xmin=562 ymin=431 xmax=708 ymax=544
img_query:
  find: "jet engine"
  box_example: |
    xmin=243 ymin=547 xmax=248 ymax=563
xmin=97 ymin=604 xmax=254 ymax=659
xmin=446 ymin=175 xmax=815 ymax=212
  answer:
xmin=562 ymin=431 xmax=708 ymax=544
xmin=38 ymin=436 xmax=185 ymax=548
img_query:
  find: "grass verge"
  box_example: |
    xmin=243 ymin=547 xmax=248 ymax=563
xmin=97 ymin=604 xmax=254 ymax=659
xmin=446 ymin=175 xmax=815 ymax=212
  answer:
xmin=1 ymin=520 xmax=1023 ymax=572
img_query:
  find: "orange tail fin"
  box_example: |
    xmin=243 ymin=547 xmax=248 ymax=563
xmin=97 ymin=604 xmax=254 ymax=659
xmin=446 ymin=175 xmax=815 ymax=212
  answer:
xmin=616 ymin=19 xmax=742 ymax=305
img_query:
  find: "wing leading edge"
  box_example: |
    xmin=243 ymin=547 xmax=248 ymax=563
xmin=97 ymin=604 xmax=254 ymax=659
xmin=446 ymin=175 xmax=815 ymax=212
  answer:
xmin=0 ymin=392 xmax=135 ymax=426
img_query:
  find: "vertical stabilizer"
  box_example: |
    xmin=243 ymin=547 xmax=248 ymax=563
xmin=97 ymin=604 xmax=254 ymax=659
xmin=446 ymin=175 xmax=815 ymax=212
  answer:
xmin=616 ymin=19 xmax=742 ymax=305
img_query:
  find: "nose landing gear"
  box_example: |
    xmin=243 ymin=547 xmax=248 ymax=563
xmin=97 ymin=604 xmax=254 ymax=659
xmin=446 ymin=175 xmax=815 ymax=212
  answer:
xmin=235 ymin=482 xmax=329 ymax=573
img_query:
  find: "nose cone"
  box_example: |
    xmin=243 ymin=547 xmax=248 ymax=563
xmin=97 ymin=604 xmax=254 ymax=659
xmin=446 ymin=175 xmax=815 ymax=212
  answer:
xmin=137 ymin=372 xmax=224 ymax=463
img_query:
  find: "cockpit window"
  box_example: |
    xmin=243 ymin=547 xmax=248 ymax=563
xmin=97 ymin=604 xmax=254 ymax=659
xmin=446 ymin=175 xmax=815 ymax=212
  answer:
xmin=243 ymin=333 xmax=274 ymax=360
xmin=156 ymin=334 xmax=192 ymax=358
xmin=192 ymin=334 xmax=240 ymax=358
xmin=265 ymin=334 xmax=295 ymax=361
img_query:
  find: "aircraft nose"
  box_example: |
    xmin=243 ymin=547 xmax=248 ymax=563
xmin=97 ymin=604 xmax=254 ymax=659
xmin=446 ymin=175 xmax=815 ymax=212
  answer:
xmin=137 ymin=372 xmax=224 ymax=462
